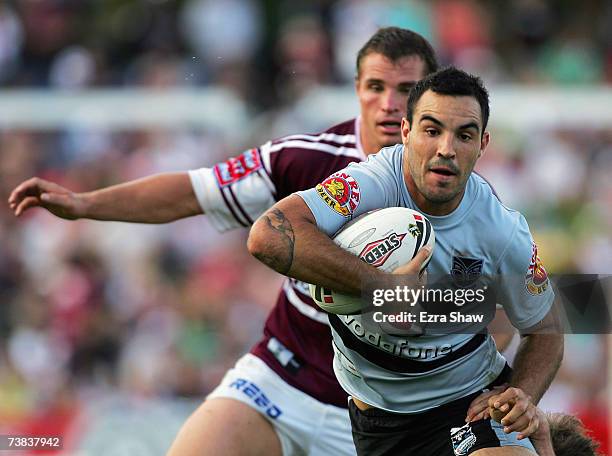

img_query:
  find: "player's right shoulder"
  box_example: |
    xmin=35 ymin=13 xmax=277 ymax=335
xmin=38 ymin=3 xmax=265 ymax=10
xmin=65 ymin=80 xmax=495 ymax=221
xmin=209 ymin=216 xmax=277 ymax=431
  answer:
xmin=266 ymin=119 xmax=357 ymax=152
xmin=323 ymin=118 xmax=358 ymax=136
xmin=266 ymin=119 xmax=357 ymax=147
xmin=262 ymin=119 xmax=362 ymax=189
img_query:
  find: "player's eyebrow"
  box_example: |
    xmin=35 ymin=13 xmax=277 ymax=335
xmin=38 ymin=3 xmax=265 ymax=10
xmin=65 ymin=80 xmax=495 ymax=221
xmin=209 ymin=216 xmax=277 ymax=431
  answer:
xmin=419 ymin=115 xmax=443 ymax=127
xmin=419 ymin=115 xmax=480 ymax=133
xmin=398 ymin=82 xmax=417 ymax=90
xmin=458 ymin=121 xmax=480 ymax=132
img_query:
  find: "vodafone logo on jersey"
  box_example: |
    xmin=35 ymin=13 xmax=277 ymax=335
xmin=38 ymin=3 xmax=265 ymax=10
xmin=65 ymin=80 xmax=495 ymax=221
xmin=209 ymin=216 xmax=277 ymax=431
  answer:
xmin=359 ymin=232 xmax=407 ymax=267
xmin=315 ymin=172 xmax=360 ymax=217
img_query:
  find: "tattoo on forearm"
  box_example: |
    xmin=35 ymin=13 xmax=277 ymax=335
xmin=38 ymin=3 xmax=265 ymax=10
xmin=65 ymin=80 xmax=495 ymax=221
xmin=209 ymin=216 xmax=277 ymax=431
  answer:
xmin=254 ymin=208 xmax=295 ymax=274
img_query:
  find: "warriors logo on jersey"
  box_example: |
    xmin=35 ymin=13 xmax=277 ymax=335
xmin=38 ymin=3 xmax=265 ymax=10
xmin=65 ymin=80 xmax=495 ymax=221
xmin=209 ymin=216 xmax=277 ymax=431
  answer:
xmin=316 ymin=172 xmax=360 ymax=217
xmin=525 ymin=241 xmax=549 ymax=295
xmin=451 ymin=255 xmax=484 ymax=288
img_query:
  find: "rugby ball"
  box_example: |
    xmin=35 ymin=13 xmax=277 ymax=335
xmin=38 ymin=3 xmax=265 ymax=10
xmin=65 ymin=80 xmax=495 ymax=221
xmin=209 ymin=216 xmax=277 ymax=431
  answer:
xmin=309 ymin=207 xmax=435 ymax=314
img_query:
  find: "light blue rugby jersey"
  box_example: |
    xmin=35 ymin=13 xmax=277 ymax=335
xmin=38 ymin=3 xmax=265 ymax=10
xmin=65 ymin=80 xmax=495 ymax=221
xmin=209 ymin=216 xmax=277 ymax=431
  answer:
xmin=297 ymin=144 xmax=554 ymax=413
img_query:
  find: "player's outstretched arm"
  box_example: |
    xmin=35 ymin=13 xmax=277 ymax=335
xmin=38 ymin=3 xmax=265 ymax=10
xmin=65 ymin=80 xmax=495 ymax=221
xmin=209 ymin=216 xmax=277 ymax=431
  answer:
xmin=8 ymin=173 xmax=202 ymax=223
xmin=248 ymin=195 xmax=430 ymax=297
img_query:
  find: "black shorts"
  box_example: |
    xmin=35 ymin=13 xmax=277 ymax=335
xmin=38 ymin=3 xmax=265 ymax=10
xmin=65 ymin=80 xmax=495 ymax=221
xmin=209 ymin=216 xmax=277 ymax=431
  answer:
xmin=349 ymin=365 xmax=536 ymax=456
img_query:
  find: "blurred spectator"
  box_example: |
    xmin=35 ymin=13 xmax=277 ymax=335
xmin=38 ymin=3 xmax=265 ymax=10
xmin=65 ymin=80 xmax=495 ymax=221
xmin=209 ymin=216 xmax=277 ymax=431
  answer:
xmin=180 ymin=0 xmax=262 ymax=99
xmin=0 ymin=4 xmax=23 ymax=84
xmin=432 ymin=0 xmax=491 ymax=62
xmin=274 ymin=15 xmax=333 ymax=103
xmin=331 ymin=0 xmax=434 ymax=81
xmin=13 ymin=0 xmax=84 ymax=86
xmin=537 ymin=36 xmax=604 ymax=84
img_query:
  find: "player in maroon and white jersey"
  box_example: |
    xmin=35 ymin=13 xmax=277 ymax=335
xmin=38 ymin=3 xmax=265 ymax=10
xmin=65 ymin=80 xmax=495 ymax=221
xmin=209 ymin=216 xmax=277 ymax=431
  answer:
xmin=190 ymin=118 xmax=369 ymax=408
xmin=9 ymin=28 xmax=439 ymax=455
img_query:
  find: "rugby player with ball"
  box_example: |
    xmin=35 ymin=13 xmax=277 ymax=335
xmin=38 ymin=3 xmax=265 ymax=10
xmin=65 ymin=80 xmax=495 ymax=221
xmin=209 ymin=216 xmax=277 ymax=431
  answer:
xmin=249 ymin=67 xmax=563 ymax=455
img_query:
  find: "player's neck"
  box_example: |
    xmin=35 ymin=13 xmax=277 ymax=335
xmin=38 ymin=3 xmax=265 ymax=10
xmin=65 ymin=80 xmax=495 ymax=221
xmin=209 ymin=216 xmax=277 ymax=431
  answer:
xmin=361 ymin=135 xmax=382 ymax=157
xmin=359 ymin=118 xmax=379 ymax=156
xmin=361 ymin=136 xmax=377 ymax=157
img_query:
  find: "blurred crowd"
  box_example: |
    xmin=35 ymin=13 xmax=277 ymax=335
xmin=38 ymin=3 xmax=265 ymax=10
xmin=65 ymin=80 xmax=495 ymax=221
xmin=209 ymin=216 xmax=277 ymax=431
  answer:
xmin=0 ymin=0 xmax=610 ymax=453
xmin=0 ymin=0 xmax=611 ymax=106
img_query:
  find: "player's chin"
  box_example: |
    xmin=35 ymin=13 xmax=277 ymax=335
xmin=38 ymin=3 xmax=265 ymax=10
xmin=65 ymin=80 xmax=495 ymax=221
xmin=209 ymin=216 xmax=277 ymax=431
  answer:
xmin=423 ymin=186 xmax=458 ymax=203
xmin=427 ymin=193 xmax=454 ymax=204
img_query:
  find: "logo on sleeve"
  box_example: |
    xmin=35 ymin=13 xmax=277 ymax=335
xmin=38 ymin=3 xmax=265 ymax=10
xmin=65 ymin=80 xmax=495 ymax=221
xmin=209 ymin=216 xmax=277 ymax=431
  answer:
xmin=315 ymin=172 xmax=360 ymax=217
xmin=214 ymin=148 xmax=263 ymax=187
xmin=525 ymin=242 xmax=549 ymax=295
xmin=450 ymin=423 xmax=477 ymax=456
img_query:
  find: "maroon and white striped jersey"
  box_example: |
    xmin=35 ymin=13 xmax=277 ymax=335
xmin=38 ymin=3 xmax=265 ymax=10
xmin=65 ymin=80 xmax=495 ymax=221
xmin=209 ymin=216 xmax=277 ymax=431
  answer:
xmin=189 ymin=119 xmax=365 ymax=407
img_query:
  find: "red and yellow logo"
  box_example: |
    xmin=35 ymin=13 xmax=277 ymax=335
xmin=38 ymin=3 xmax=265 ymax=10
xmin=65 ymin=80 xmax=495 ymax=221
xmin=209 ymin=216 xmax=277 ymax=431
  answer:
xmin=316 ymin=172 xmax=361 ymax=217
xmin=525 ymin=242 xmax=549 ymax=295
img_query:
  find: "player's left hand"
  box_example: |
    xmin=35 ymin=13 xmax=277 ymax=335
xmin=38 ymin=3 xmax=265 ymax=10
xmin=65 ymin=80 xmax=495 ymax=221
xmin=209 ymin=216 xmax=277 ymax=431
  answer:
xmin=487 ymin=387 xmax=539 ymax=439
xmin=465 ymin=383 xmax=507 ymax=423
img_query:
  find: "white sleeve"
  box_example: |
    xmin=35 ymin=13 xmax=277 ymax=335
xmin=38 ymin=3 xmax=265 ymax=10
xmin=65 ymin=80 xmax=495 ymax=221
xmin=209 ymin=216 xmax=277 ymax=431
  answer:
xmin=188 ymin=147 xmax=276 ymax=232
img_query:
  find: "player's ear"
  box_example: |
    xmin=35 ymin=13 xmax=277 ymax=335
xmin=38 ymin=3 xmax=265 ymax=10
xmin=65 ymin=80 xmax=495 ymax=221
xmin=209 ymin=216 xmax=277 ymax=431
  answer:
xmin=401 ymin=117 xmax=411 ymax=143
xmin=478 ymin=131 xmax=490 ymax=158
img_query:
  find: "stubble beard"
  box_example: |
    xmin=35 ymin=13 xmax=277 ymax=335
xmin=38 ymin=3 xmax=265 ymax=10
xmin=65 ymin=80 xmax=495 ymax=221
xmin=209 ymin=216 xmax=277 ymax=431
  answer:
xmin=410 ymin=165 xmax=464 ymax=204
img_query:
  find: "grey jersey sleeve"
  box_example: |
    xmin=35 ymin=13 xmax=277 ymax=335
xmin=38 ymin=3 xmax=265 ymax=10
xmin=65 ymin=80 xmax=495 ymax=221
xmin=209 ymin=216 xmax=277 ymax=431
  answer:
xmin=496 ymin=214 xmax=554 ymax=329
xmin=296 ymin=150 xmax=399 ymax=236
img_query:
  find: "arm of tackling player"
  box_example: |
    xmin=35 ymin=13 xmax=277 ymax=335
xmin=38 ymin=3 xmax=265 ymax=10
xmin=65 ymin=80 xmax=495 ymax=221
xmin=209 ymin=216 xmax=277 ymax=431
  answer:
xmin=9 ymin=173 xmax=202 ymax=223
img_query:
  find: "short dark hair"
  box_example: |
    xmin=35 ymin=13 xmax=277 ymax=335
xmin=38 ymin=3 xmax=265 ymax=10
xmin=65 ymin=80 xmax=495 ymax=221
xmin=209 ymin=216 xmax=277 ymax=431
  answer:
xmin=356 ymin=27 xmax=438 ymax=77
xmin=547 ymin=413 xmax=602 ymax=456
xmin=406 ymin=66 xmax=490 ymax=134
